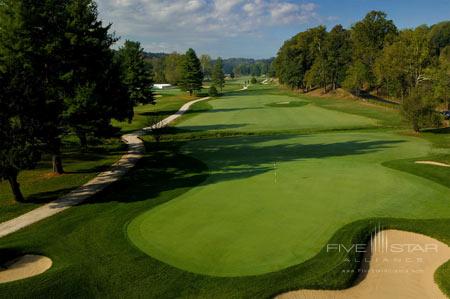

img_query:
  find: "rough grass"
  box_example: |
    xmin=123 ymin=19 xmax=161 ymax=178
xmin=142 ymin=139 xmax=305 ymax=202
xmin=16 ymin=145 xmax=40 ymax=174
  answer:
xmin=0 ymin=138 xmax=125 ymax=223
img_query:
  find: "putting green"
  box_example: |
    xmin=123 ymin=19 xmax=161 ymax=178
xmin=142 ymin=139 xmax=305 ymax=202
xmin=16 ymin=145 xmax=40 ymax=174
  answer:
xmin=176 ymin=92 xmax=377 ymax=132
xmin=128 ymin=132 xmax=450 ymax=277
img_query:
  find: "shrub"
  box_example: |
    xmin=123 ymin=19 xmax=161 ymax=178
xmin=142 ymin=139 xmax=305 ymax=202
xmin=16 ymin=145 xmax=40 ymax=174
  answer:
xmin=251 ymin=77 xmax=257 ymax=84
xmin=209 ymin=85 xmax=219 ymax=97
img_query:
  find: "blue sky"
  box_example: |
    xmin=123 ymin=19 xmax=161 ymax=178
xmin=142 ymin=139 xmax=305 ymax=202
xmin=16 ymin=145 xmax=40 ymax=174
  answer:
xmin=96 ymin=0 xmax=450 ymax=59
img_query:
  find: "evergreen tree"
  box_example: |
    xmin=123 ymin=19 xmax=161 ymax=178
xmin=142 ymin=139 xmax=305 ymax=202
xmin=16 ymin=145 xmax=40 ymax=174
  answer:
xmin=63 ymin=0 xmax=132 ymax=148
xmin=212 ymin=57 xmax=225 ymax=91
xmin=116 ymin=40 xmax=154 ymax=105
xmin=179 ymin=48 xmax=203 ymax=96
xmin=0 ymin=0 xmax=46 ymax=200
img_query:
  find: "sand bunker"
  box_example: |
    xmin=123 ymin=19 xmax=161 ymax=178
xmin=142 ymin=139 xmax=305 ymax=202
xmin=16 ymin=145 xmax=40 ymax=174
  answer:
xmin=0 ymin=255 xmax=52 ymax=283
xmin=277 ymin=230 xmax=450 ymax=299
xmin=415 ymin=161 xmax=450 ymax=167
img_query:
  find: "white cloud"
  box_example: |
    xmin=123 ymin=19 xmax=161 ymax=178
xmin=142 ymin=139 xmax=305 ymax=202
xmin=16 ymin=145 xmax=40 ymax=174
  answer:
xmin=96 ymin=0 xmax=322 ymax=53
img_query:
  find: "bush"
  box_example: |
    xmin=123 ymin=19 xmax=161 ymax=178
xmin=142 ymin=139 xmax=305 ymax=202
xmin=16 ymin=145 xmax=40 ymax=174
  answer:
xmin=251 ymin=77 xmax=257 ymax=84
xmin=402 ymin=92 xmax=442 ymax=132
xmin=209 ymin=85 xmax=219 ymax=97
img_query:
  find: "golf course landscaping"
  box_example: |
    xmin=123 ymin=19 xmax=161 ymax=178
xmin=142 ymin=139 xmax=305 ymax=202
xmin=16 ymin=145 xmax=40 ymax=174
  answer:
xmin=0 ymin=83 xmax=449 ymax=298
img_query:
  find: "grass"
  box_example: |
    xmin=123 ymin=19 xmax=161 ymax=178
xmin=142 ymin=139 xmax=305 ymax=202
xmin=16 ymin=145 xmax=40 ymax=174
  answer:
xmin=0 ymin=138 xmax=125 ymax=223
xmin=128 ymin=132 xmax=449 ymax=276
xmin=0 ymin=81 xmax=449 ymax=297
xmin=176 ymin=87 xmax=379 ymax=134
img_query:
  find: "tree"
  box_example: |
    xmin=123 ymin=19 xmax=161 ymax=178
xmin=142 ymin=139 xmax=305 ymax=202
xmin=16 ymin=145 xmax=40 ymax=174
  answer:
xmin=0 ymin=0 xmax=45 ymax=201
xmin=150 ymin=56 xmax=166 ymax=83
xmin=212 ymin=57 xmax=225 ymax=91
xmin=350 ymin=11 xmax=397 ymax=90
xmin=324 ymin=25 xmax=352 ymax=90
xmin=274 ymin=26 xmax=326 ymax=90
xmin=200 ymin=54 xmax=212 ymax=80
xmin=116 ymin=40 xmax=154 ymax=106
xmin=179 ymin=48 xmax=203 ymax=96
xmin=375 ymin=27 xmax=431 ymax=99
xmin=0 ymin=111 xmax=41 ymax=202
xmin=209 ymin=85 xmax=219 ymax=97
xmin=401 ymin=90 xmax=441 ymax=132
xmin=0 ymin=0 xmax=69 ymax=174
xmin=428 ymin=46 xmax=450 ymax=109
xmin=343 ymin=61 xmax=368 ymax=96
xmin=62 ymin=0 xmax=133 ymax=149
xmin=164 ymin=52 xmax=184 ymax=85
xmin=429 ymin=21 xmax=450 ymax=58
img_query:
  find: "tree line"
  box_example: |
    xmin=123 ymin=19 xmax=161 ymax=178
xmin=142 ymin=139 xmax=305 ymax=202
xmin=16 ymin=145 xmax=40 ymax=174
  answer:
xmin=149 ymin=54 xmax=264 ymax=83
xmin=274 ymin=11 xmax=450 ymax=131
xmin=0 ymin=0 xmax=205 ymax=202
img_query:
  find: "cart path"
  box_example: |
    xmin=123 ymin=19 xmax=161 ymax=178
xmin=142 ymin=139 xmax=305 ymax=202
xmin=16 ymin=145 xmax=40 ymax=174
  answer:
xmin=0 ymin=97 xmax=210 ymax=238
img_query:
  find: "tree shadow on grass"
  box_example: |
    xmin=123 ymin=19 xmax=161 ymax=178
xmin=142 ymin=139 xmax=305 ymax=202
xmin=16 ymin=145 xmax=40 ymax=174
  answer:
xmin=89 ymin=134 xmax=404 ymax=204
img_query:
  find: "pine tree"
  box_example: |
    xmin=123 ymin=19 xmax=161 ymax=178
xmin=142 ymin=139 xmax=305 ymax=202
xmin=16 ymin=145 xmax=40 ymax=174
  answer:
xmin=0 ymin=0 xmax=45 ymax=201
xmin=63 ymin=0 xmax=133 ymax=148
xmin=179 ymin=48 xmax=203 ymax=96
xmin=116 ymin=40 xmax=154 ymax=105
xmin=212 ymin=57 xmax=225 ymax=91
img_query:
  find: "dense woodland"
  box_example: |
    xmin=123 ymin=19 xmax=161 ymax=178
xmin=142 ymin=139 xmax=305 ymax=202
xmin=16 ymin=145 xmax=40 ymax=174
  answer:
xmin=274 ymin=11 xmax=450 ymax=131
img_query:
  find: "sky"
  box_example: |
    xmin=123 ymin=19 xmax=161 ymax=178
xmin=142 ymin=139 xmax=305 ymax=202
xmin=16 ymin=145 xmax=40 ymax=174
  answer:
xmin=96 ymin=0 xmax=450 ymax=59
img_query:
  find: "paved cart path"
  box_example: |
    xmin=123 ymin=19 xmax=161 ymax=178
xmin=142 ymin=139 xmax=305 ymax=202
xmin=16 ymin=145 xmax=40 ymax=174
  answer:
xmin=0 ymin=97 xmax=210 ymax=238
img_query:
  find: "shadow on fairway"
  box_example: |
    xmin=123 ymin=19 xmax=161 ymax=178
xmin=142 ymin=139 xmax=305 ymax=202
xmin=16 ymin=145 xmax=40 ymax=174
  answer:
xmin=89 ymin=134 xmax=404 ymax=204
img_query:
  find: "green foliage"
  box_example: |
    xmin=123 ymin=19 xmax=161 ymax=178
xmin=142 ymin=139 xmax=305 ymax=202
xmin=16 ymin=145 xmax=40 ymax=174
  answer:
xmin=250 ymin=77 xmax=258 ymax=84
xmin=375 ymin=26 xmax=431 ymax=98
xmin=0 ymin=0 xmax=62 ymax=197
xmin=274 ymin=25 xmax=327 ymax=89
xmin=179 ymin=48 xmax=203 ymax=96
xmin=324 ymin=25 xmax=352 ymax=90
xmin=63 ymin=0 xmax=131 ymax=147
xmin=401 ymin=91 xmax=442 ymax=132
xmin=200 ymin=54 xmax=212 ymax=79
xmin=350 ymin=11 xmax=398 ymax=89
xmin=429 ymin=21 xmax=450 ymax=57
xmin=208 ymin=85 xmax=219 ymax=97
xmin=116 ymin=40 xmax=154 ymax=105
xmin=343 ymin=61 xmax=368 ymax=95
xmin=211 ymin=57 xmax=225 ymax=91
xmin=163 ymin=52 xmax=185 ymax=85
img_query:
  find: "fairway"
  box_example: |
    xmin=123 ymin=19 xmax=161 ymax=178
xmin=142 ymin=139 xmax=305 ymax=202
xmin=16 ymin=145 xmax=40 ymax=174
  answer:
xmin=176 ymin=88 xmax=378 ymax=133
xmin=127 ymin=89 xmax=450 ymax=277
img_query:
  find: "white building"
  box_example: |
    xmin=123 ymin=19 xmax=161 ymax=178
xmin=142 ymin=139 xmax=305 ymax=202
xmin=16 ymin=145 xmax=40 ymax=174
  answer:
xmin=153 ymin=84 xmax=172 ymax=89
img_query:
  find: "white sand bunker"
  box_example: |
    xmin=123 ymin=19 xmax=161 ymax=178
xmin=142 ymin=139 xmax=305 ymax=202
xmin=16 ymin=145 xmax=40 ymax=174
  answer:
xmin=277 ymin=230 xmax=450 ymax=299
xmin=0 ymin=255 xmax=52 ymax=283
xmin=415 ymin=161 xmax=450 ymax=168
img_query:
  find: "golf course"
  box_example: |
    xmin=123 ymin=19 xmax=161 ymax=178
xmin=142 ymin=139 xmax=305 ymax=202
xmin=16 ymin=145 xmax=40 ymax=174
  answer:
xmin=0 ymin=81 xmax=449 ymax=298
